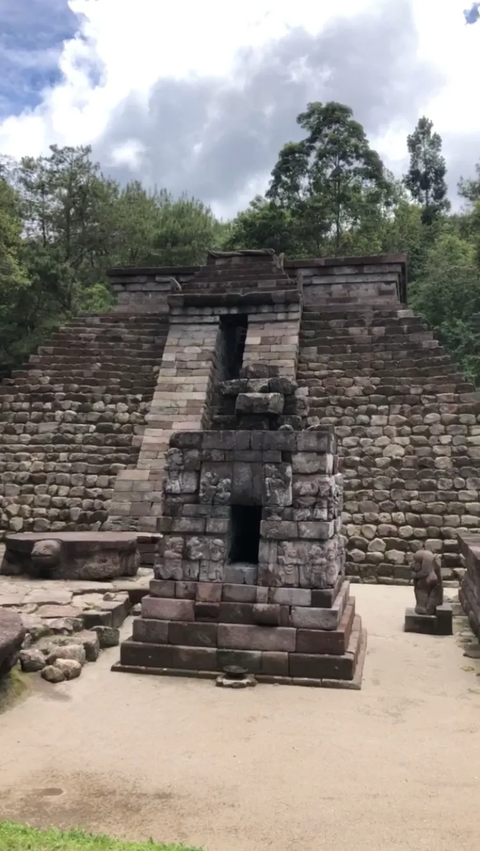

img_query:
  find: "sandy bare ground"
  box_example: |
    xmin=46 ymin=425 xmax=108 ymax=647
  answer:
xmin=0 ymin=585 xmax=479 ymax=851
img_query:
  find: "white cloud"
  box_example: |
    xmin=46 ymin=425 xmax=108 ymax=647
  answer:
xmin=0 ymin=0 xmax=477 ymax=212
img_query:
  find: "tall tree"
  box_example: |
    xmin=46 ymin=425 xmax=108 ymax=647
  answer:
xmin=404 ymin=117 xmax=450 ymax=225
xmin=267 ymin=101 xmax=387 ymax=255
xmin=150 ymin=190 xmax=223 ymax=266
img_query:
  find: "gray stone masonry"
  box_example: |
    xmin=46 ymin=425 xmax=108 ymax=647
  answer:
xmin=113 ymin=421 xmax=367 ymax=687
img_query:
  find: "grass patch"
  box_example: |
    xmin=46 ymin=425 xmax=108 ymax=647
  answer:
xmin=0 ymin=823 xmax=202 ymax=851
xmin=0 ymin=668 xmax=31 ymax=714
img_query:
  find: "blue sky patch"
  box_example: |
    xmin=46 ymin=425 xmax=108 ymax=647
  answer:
xmin=0 ymin=0 xmax=79 ymax=116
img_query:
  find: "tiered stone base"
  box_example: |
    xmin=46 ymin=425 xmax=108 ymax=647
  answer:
xmin=112 ymin=578 xmax=367 ymax=689
xmin=458 ymin=534 xmax=480 ymax=638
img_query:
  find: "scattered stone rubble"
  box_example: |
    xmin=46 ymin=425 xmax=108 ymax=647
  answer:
xmin=0 ymin=562 xmax=151 ymax=683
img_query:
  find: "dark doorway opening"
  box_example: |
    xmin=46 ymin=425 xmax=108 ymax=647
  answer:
xmin=220 ymin=315 xmax=248 ymax=380
xmin=229 ymin=505 xmax=262 ymax=564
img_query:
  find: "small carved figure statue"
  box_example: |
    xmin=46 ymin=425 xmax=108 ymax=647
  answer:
xmin=412 ymin=549 xmax=443 ymax=615
xmin=30 ymin=539 xmax=61 ymax=578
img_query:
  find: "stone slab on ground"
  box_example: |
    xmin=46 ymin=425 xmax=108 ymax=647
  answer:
xmin=0 ymin=569 xmax=152 ymax=643
xmin=1 ymin=532 xmax=141 ymax=581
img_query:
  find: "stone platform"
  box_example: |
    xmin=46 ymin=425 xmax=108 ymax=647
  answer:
xmin=404 ymin=604 xmax=453 ymax=636
xmin=113 ymin=578 xmax=367 ymax=689
xmin=0 ymin=532 xmax=159 ymax=581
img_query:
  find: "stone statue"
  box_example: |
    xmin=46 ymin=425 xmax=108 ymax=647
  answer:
xmin=412 ymin=550 xmax=443 ymax=615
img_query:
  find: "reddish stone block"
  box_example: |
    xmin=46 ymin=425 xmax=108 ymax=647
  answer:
xmin=288 ymin=652 xmax=355 ymax=681
xmin=218 ymin=602 xmax=255 ymax=624
xmin=168 ymin=622 xmax=218 ymax=647
xmin=295 ymin=602 xmax=355 ymax=655
xmin=217 ymin=624 xmax=296 ymax=652
xmin=132 ymin=618 xmax=169 ymax=644
xmin=196 ymin=582 xmax=222 ymax=603
xmin=175 ymin=581 xmax=197 ymax=599
xmin=149 ymin=580 xmax=175 ymax=598
xmin=218 ymin=649 xmax=262 ymax=673
xmin=194 ymin=602 xmax=220 ymax=621
xmin=120 ymin=640 xmax=173 ymax=668
xmin=311 ymin=576 xmax=343 ymax=609
xmin=261 ymin=651 xmax=289 ymax=676
xmin=222 ymin=584 xmax=257 ymax=603
xmin=170 ymin=646 xmax=217 ymax=670
xmin=253 ymin=604 xmax=281 ymax=626
xmin=141 ymin=596 xmax=194 ymax=622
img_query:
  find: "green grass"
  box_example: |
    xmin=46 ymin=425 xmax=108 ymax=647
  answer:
xmin=0 ymin=823 xmax=202 ymax=851
xmin=0 ymin=669 xmax=31 ymax=714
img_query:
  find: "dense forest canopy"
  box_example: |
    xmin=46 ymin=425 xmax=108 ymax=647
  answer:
xmin=1 ymin=101 xmax=480 ymax=383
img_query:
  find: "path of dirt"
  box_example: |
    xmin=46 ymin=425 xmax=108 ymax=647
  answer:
xmin=0 ymin=585 xmax=479 ymax=851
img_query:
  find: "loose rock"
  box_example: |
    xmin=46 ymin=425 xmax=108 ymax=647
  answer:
xmin=19 ymin=648 xmax=46 ymax=673
xmin=41 ymin=665 xmax=65 ymax=683
xmin=91 ymin=625 xmax=120 ymax=648
xmin=54 ymin=658 xmax=82 ymax=680
xmin=46 ymin=643 xmax=86 ymax=667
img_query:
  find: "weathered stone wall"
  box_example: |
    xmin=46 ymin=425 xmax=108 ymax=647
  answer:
xmin=459 ymin=534 xmax=480 ymax=636
xmin=0 ymin=315 xmax=167 ymax=537
xmin=109 ymin=267 xmax=199 ymax=313
xmin=287 ymin=256 xmax=406 ymax=307
xmin=298 ymin=305 xmax=480 ymax=582
xmin=157 ymin=427 xmax=344 ymax=589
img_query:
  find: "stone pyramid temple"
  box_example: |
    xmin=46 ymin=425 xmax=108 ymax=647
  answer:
xmin=1 ymin=249 xmax=480 ymax=686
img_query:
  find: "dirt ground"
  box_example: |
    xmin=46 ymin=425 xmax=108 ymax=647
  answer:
xmin=0 ymin=584 xmax=479 ymax=851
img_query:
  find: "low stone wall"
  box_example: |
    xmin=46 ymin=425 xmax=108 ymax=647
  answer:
xmin=459 ymin=534 xmax=480 ymax=636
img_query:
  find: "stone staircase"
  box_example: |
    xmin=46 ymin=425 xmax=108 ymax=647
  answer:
xmin=298 ymin=306 xmax=480 ymax=581
xmin=0 ymin=314 xmax=168 ymax=536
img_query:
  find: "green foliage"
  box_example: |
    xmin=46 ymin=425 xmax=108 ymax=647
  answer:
xmin=410 ymin=233 xmax=480 ymax=383
xmin=2 ymin=105 xmax=480 ymax=388
xmin=0 ymin=822 xmax=201 ymax=851
xmin=267 ymin=101 xmax=389 ymax=255
xmin=404 ymin=117 xmax=450 ymax=225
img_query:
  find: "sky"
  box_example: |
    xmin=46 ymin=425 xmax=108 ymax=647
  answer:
xmin=0 ymin=0 xmax=478 ymax=218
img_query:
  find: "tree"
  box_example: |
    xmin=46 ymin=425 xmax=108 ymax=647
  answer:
xmin=150 ymin=191 xmax=223 ymax=266
xmin=410 ymin=232 xmax=480 ymax=383
xmin=267 ymin=101 xmax=388 ymax=255
xmin=0 ymin=177 xmax=30 ymax=370
xmin=224 ymin=196 xmax=298 ymax=255
xmin=404 ymin=117 xmax=450 ymax=225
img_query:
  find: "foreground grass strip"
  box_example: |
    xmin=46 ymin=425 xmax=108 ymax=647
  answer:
xmin=0 ymin=823 xmax=202 ymax=851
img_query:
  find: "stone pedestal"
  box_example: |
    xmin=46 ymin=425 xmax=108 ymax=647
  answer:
xmin=113 ymin=428 xmax=367 ymax=689
xmin=404 ymin=604 xmax=453 ymax=636
xmin=1 ymin=532 xmax=144 ymax=581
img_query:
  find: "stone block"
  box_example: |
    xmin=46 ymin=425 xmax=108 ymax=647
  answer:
xmin=222 ymin=584 xmax=257 ymax=603
xmin=171 ymin=646 xmax=217 ymax=670
xmin=268 ymin=588 xmax=312 ymax=606
xmin=295 ymin=601 xmax=355 ymax=655
xmin=261 ymin=520 xmax=298 ymax=540
xmin=169 ymin=622 xmax=218 ymax=647
xmin=196 ymin=583 xmax=222 ymax=603
xmin=217 ymin=649 xmax=262 ymax=674
xmin=288 ymin=652 xmax=355 ymax=681
xmin=120 ymin=640 xmax=173 ymax=668
xmin=219 ymin=602 xmax=255 ymax=624
xmin=149 ymin=580 xmax=176 ymax=598
xmin=263 ymin=464 xmax=293 ymax=507
xmin=404 ymin=609 xmax=436 ymax=634
xmin=194 ymin=601 xmax=220 ymax=620
xmin=141 ymin=596 xmax=194 ymax=622
xmin=132 ymin=618 xmax=169 ymax=644
xmin=224 ymin=563 xmax=258 ymax=584
xmin=291 ymin=582 xmax=349 ymax=631
xmin=235 ymin=393 xmax=284 ymax=415
xmin=261 ymin=651 xmax=289 ymax=676
xmin=217 ymin=624 xmax=296 ymax=652
xmin=175 ymin=581 xmax=197 ymax=599
xmin=253 ymin=604 xmax=281 ymax=626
